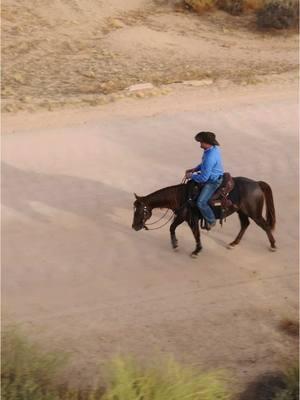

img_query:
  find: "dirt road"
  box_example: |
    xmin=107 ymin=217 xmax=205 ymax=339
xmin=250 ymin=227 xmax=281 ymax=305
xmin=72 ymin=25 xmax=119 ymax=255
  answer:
xmin=2 ymin=81 xmax=298 ymax=388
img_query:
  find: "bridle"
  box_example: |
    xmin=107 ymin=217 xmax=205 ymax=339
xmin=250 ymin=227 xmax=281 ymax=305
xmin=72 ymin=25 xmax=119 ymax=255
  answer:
xmin=133 ymin=202 xmax=173 ymax=231
xmin=135 ymin=176 xmax=188 ymax=231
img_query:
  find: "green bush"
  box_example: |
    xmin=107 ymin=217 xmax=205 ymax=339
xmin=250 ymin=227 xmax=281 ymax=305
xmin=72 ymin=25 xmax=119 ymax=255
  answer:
xmin=1 ymin=327 xmax=68 ymax=400
xmin=1 ymin=328 xmax=231 ymax=400
xmin=103 ymin=357 xmax=230 ymax=400
xmin=256 ymin=0 xmax=299 ymax=29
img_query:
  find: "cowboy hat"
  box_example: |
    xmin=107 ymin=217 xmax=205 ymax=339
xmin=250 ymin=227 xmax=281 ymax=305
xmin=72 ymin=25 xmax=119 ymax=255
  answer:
xmin=194 ymin=131 xmax=219 ymax=146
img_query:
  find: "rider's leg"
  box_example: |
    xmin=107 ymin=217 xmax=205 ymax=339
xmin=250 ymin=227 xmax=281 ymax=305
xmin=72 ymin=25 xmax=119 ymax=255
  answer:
xmin=196 ymin=180 xmax=222 ymax=226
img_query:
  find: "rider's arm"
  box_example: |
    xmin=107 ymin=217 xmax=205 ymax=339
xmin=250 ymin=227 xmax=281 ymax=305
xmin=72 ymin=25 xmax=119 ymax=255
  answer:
xmin=191 ymin=153 xmax=214 ymax=183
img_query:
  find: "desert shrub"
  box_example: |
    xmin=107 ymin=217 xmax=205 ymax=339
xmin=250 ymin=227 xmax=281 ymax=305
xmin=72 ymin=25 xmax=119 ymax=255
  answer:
xmin=103 ymin=357 xmax=231 ymax=400
xmin=1 ymin=327 xmax=68 ymax=400
xmin=274 ymin=365 xmax=299 ymax=400
xmin=243 ymin=0 xmax=265 ymax=11
xmin=256 ymin=0 xmax=299 ymax=29
xmin=216 ymin=0 xmax=244 ymax=15
xmin=1 ymin=328 xmax=231 ymax=400
xmin=239 ymin=365 xmax=299 ymax=400
xmin=184 ymin=0 xmax=216 ymax=13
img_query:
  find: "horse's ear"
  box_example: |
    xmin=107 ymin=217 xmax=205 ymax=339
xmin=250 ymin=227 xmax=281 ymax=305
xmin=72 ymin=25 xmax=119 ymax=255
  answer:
xmin=134 ymin=193 xmax=139 ymax=200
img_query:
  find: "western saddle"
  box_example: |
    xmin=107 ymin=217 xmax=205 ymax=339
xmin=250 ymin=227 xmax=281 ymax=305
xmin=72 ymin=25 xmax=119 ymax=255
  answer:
xmin=187 ymin=172 xmax=236 ymax=227
xmin=209 ymin=172 xmax=235 ymax=209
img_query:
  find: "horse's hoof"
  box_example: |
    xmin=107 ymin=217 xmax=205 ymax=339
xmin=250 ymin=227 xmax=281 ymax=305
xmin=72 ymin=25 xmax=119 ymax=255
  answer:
xmin=173 ymin=247 xmax=179 ymax=252
xmin=190 ymin=253 xmax=198 ymax=259
xmin=269 ymin=246 xmax=277 ymax=252
xmin=227 ymin=244 xmax=235 ymax=250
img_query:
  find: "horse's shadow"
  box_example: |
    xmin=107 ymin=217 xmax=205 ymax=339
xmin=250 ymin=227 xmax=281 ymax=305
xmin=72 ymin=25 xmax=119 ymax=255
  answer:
xmin=2 ymin=162 xmax=131 ymax=227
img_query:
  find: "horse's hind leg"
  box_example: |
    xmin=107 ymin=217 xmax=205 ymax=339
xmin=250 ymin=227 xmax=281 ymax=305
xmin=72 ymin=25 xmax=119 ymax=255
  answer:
xmin=170 ymin=213 xmax=185 ymax=250
xmin=229 ymin=211 xmax=250 ymax=249
xmin=252 ymin=216 xmax=276 ymax=251
xmin=187 ymin=215 xmax=202 ymax=257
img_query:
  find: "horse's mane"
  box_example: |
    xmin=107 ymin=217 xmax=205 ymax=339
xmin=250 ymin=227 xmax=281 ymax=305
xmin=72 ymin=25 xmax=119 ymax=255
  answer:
xmin=141 ymin=183 xmax=186 ymax=209
xmin=143 ymin=183 xmax=185 ymax=200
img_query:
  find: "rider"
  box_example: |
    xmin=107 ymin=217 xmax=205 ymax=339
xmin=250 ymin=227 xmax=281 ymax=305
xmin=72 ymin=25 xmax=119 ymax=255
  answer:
xmin=185 ymin=131 xmax=224 ymax=230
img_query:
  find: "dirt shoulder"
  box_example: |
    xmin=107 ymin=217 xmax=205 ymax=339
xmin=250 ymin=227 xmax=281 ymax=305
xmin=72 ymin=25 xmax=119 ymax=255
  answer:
xmin=2 ymin=0 xmax=299 ymax=113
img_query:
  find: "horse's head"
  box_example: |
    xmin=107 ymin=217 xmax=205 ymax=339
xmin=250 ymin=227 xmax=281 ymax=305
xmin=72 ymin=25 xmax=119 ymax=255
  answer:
xmin=132 ymin=193 xmax=152 ymax=231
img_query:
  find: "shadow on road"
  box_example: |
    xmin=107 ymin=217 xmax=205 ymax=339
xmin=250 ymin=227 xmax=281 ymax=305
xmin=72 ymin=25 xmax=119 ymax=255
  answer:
xmin=2 ymin=162 xmax=132 ymax=226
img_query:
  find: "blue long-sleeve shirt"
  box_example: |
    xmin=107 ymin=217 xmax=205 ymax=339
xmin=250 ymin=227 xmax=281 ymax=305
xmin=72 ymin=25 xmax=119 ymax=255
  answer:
xmin=191 ymin=146 xmax=224 ymax=183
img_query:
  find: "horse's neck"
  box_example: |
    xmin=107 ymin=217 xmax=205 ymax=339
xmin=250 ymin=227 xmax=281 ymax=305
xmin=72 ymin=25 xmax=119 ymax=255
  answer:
xmin=143 ymin=185 xmax=185 ymax=209
xmin=145 ymin=196 xmax=170 ymax=209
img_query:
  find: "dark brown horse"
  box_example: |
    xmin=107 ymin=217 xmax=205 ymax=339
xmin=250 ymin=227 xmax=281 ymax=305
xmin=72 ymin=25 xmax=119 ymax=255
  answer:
xmin=132 ymin=177 xmax=276 ymax=257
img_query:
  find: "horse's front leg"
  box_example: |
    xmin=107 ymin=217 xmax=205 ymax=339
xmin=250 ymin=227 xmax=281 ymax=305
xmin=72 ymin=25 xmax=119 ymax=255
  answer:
xmin=187 ymin=214 xmax=202 ymax=257
xmin=170 ymin=212 xmax=185 ymax=250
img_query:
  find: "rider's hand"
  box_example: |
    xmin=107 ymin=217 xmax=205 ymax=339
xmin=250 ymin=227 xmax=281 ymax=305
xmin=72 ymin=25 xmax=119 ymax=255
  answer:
xmin=185 ymin=168 xmax=195 ymax=179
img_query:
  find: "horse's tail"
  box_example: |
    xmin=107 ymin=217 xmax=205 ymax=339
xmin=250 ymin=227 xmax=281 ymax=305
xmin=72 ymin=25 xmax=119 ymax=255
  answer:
xmin=258 ymin=181 xmax=276 ymax=230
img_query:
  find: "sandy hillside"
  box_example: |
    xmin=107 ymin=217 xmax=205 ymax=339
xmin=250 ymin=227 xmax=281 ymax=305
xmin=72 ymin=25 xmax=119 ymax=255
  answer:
xmin=2 ymin=0 xmax=299 ymax=112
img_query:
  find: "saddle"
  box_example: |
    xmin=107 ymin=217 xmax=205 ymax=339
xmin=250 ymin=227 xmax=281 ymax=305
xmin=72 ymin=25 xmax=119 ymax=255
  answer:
xmin=186 ymin=172 xmax=236 ymax=228
xmin=209 ymin=172 xmax=235 ymax=209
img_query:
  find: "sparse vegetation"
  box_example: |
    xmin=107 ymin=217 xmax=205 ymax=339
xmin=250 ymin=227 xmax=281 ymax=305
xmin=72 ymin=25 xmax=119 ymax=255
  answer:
xmin=274 ymin=365 xmax=299 ymax=400
xmin=184 ymin=0 xmax=216 ymax=13
xmin=184 ymin=0 xmax=299 ymax=27
xmin=217 ymin=0 xmax=245 ymax=15
xmin=238 ymin=365 xmax=299 ymax=400
xmin=256 ymin=0 xmax=299 ymax=29
xmin=103 ymin=357 xmax=230 ymax=400
xmin=1 ymin=328 xmax=231 ymax=400
xmin=1 ymin=327 xmax=68 ymax=400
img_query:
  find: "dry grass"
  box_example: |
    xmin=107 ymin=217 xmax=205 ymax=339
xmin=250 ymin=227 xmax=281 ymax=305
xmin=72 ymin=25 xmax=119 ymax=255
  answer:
xmin=184 ymin=0 xmax=216 ymax=13
xmin=1 ymin=327 xmax=231 ymax=400
xmin=243 ymin=0 xmax=265 ymax=11
xmin=256 ymin=0 xmax=299 ymax=29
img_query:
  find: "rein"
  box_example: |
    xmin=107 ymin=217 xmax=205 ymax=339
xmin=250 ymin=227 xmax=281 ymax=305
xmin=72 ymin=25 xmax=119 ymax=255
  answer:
xmin=143 ymin=176 xmax=188 ymax=231
xmin=144 ymin=210 xmax=175 ymax=231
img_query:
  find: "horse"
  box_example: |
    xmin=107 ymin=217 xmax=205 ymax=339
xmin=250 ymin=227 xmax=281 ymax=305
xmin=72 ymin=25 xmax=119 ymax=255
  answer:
xmin=131 ymin=177 xmax=276 ymax=257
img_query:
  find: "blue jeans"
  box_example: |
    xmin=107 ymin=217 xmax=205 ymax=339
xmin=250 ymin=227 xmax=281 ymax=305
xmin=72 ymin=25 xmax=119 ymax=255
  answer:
xmin=196 ymin=178 xmax=223 ymax=224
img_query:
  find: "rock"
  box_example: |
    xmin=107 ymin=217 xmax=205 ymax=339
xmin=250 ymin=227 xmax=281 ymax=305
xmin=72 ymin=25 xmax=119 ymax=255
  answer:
xmin=12 ymin=73 xmax=25 ymax=84
xmin=135 ymin=92 xmax=145 ymax=98
xmin=110 ymin=19 xmax=125 ymax=29
xmin=4 ymin=104 xmax=15 ymax=112
xmin=127 ymin=83 xmax=154 ymax=92
xmin=78 ymin=70 xmax=96 ymax=79
xmin=182 ymin=79 xmax=213 ymax=87
xmin=161 ymin=87 xmax=172 ymax=94
xmin=2 ymin=87 xmax=14 ymax=96
xmin=20 ymin=96 xmax=32 ymax=103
